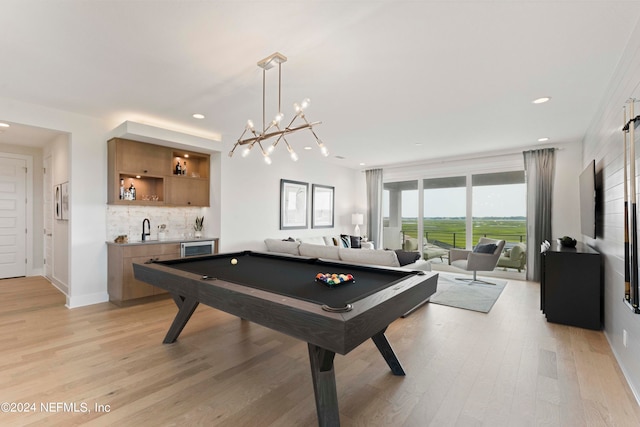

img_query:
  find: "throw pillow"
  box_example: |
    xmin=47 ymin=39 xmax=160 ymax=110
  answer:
xmin=394 ymin=250 xmax=420 ymax=266
xmin=282 ymin=237 xmax=295 ymax=242
xmin=473 ymin=243 xmax=497 ymax=254
xmin=340 ymin=234 xmax=351 ymax=248
xmin=349 ymin=235 xmax=362 ymax=249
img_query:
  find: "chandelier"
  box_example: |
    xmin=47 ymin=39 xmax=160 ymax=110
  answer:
xmin=228 ymin=52 xmax=328 ymax=164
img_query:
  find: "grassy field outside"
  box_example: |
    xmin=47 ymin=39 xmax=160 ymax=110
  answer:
xmin=391 ymin=217 xmax=526 ymax=249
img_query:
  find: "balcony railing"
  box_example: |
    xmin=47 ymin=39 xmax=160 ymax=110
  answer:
xmin=400 ymin=230 xmax=526 ymax=250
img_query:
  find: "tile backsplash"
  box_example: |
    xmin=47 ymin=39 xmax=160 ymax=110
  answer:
xmin=107 ymin=205 xmax=206 ymax=243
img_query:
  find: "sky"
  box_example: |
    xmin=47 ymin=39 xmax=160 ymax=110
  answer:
xmin=383 ymin=184 xmax=526 ymax=218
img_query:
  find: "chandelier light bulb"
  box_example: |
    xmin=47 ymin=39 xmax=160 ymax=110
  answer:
xmin=263 ymin=154 xmax=272 ymax=165
xmin=246 ymin=119 xmax=254 ymax=130
xmin=301 ymin=98 xmax=310 ymax=109
xmin=267 ymin=145 xmax=275 ymax=154
xmin=317 ymin=142 xmax=329 ymax=157
xmin=293 ymin=103 xmax=301 ymax=112
xmin=290 ymin=151 xmax=299 ymax=161
xmin=275 ymin=113 xmax=284 ymax=123
xmin=241 ymin=146 xmax=252 ymax=158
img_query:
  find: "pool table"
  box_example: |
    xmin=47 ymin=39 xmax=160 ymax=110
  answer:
xmin=133 ymin=250 xmax=438 ymax=426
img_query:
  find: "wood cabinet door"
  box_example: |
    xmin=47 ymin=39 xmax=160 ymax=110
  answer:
xmin=167 ymin=177 xmax=210 ymax=206
xmin=122 ymin=251 xmax=180 ymax=300
xmin=115 ymin=139 xmax=171 ymax=175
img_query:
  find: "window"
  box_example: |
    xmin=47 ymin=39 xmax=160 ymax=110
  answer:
xmin=383 ymin=181 xmax=417 ymax=249
xmin=471 ymin=171 xmax=526 ymax=247
xmin=423 ymin=176 xmax=467 ymax=249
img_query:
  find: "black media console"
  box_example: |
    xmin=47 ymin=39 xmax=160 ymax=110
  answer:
xmin=541 ymin=241 xmax=602 ymax=330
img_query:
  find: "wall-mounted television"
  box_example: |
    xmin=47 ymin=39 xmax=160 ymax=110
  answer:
xmin=579 ymin=159 xmax=596 ymax=239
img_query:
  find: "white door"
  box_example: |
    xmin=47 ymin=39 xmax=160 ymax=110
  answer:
xmin=44 ymin=155 xmax=53 ymax=280
xmin=0 ymin=156 xmax=27 ymax=278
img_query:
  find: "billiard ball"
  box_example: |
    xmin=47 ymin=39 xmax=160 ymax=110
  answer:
xmin=231 ymin=258 xmax=238 ymax=265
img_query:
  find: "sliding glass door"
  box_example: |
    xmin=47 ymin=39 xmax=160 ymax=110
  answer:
xmin=383 ymin=181 xmax=418 ymax=249
xmin=471 ymin=171 xmax=526 ymax=247
xmin=423 ymin=176 xmax=467 ymax=249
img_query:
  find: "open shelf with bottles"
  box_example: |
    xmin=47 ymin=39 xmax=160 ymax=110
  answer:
xmin=171 ymin=150 xmax=209 ymax=179
xmin=117 ymin=174 xmax=165 ymax=204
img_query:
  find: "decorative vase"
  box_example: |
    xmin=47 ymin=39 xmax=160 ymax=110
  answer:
xmin=194 ymin=231 xmax=203 ymax=238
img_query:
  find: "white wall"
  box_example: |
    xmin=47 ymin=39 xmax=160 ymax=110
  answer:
xmin=220 ymin=145 xmax=363 ymax=252
xmin=50 ymin=134 xmax=70 ymax=291
xmin=581 ymin=17 xmax=640 ymax=402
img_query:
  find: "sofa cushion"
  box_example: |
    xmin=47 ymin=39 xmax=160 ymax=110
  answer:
xmin=298 ymin=236 xmax=326 ymax=246
xmin=350 ymin=235 xmax=362 ymax=249
xmin=338 ymin=247 xmax=400 ymax=267
xmin=404 ymin=237 xmax=419 ymax=251
xmin=394 ymin=250 xmax=421 ymax=266
xmin=264 ymin=238 xmax=300 ymax=255
xmin=299 ymin=243 xmax=340 ymax=259
xmin=473 ymin=243 xmax=497 ymax=254
xmin=510 ymin=243 xmax=525 ymax=259
xmin=323 ymin=236 xmax=340 ymax=246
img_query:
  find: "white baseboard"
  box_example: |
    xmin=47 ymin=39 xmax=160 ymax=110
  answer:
xmin=66 ymin=292 xmax=109 ymax=309
xmin=604 ymin=330 xmax=640 ymax=406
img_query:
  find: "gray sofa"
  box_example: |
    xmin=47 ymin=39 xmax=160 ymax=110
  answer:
xmin=264 ymin=237 xmax=431 ymax=271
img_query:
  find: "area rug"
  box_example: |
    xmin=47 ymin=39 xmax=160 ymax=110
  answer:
xmin=429 ymin=273 xmax=507 ymax=313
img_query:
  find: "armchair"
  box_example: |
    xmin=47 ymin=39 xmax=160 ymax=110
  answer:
xmin=497 ymin=242 xmax=526 ymax=272
xmin=449 ymin=237 xmax=505 ymax=285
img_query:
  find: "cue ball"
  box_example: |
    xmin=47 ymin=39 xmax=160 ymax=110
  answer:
xmin=231 ymin=258 xmax=238 ymax=265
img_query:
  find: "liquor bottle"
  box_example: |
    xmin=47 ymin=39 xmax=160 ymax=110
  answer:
xmin=119 ymin=178 xmax=125 ymax=199
xmin=175 ymin=160 xmax=181 ymax=175
xmin=183 ymin=161 xmax=187 ymax=176
xmin=129 ymin=181 xmax=136 ymax=200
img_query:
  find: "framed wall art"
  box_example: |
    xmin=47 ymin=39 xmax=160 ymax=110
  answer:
xmin=280 ymin=179 xmax=308 ymax=229
xmin=312 ymin=184 xmax=334 ymax=229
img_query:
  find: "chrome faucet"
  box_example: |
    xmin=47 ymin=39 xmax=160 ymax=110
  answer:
xmin=142 ymin=218 xmax=151 ymax=241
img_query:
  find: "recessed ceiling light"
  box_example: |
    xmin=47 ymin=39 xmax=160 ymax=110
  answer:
xmin=532 ymin=97 xmax=551 ymax=104
xmin=0 ymin=122 xmax=10 ymax=128
xmin=415 ymin=143 xmax=422 ymax=147
xmin=359 ymin=162 xmax=366 ymax=166
xmin=304 ymin=146 xmax=312 ymax=150
xmin=192 ymin=113 xmax=205 ymax=119
xmin=538 ymin=137 xmax=549 ymax=142
xmin=184 ymin=154 xmax=189 ymax=158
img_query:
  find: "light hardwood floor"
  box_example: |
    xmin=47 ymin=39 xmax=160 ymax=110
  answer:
xmin=1 ymin=275 xmax=639 ymax=426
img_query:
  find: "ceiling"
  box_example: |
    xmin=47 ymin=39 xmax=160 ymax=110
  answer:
xmin=1 ymin=1 xmax=639 ymax=168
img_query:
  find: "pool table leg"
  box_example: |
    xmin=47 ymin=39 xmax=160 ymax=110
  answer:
xmin=308 ymin=343 xmax=340 ymax=427
xmin=162 ymin=294 xmax=200 ymax=344
xmin=371 ymin=328 xmax=406 ymax=376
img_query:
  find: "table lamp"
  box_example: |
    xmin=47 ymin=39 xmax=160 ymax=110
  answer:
xmin=352 ymin=213 xmax=364 ymax=236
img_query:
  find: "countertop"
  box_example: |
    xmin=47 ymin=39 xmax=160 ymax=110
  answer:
xmin=106 ymin=237 xmax=219 ymax=246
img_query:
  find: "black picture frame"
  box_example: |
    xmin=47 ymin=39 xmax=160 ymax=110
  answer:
xmin=312 ymin=184 xmax=335 ymax=229
xmin=280 ymin=179 xmax=308 ymax=229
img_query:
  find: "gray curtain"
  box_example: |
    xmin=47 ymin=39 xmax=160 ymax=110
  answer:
xmin=523 ymin=148 xmax=556 ymax=281
xmin=365 ymin=169 xmax=383 ymax=249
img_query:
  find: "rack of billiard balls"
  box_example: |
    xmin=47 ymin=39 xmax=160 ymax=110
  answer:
xmin=315 ymin=273 xmax=354 ymax=287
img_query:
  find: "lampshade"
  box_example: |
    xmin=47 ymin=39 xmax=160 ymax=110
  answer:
xmin=352 ymin=213 xmax=364 ymax=225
